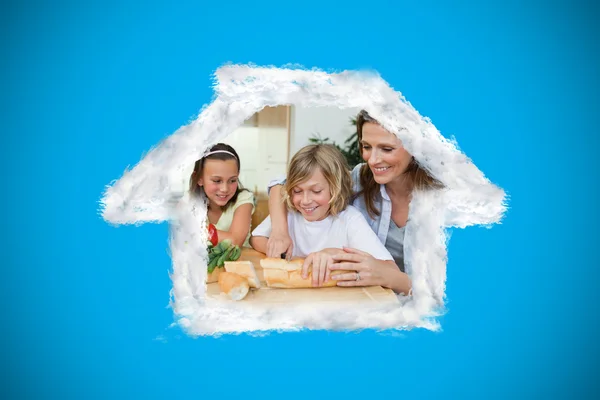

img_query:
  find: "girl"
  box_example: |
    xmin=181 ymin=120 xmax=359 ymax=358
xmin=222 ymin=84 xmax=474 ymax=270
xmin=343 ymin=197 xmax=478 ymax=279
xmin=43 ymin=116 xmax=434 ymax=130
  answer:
xmin=190 ymin=143 xmax=255 ymax=247
xmin=265 ymin=110 xmax=443 ymax=295
xmin=250 ymin=144 xmax=395 ymax=287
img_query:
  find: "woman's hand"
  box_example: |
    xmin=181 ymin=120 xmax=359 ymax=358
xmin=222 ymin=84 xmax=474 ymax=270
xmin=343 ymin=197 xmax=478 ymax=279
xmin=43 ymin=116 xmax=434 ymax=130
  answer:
xmin=302 ymin=250 xmax=336 ymax=287
xmin=266 ymin=233 xmax=294 ymax=261
xmin=329 ymin=247 xmax=412 ymax=295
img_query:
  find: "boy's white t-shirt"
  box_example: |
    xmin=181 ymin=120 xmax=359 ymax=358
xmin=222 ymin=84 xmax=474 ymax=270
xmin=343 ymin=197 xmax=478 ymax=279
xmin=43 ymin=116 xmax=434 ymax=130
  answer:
xmin=252 ymin=205 xmax=394 ymax=261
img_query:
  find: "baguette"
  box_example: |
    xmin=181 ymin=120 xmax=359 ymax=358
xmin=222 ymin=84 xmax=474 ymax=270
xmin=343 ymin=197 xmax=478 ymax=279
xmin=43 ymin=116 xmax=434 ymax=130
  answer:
xmin=224 ymin=260 xmax=261 ymax=289
xmin=218 ymin=272 xmax=250 ymax=301
xmin=260 ymin=257 xmax=352 ymax=289
xmin=206 ymin=267 xmax=223 ymax=284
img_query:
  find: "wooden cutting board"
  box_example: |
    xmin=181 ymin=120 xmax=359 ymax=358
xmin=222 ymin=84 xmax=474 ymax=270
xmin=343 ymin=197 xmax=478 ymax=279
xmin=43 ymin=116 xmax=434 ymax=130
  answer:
xmin=206 ymin=248 xmax=400 ymax=305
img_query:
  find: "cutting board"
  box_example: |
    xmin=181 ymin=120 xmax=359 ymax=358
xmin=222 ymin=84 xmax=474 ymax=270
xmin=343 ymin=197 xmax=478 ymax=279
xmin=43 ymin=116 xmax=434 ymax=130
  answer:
xmin=206 ymin=248 xmax=400 ymax=306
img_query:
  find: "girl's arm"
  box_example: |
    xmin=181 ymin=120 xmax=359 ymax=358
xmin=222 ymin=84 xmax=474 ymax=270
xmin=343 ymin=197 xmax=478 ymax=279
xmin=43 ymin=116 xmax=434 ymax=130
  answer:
xmin=266 ymin=184 xmax=293 ymax=260
xmin=249 ymin=236 xmax=269 ymax=254
xmin=215 ymin=203 xmax=253 ymax=247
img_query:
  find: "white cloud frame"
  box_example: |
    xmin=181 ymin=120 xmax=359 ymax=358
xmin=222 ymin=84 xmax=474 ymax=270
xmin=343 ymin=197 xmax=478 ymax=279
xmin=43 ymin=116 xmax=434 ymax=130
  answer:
xmin=99 ymin=64 xmax=507 ymax=336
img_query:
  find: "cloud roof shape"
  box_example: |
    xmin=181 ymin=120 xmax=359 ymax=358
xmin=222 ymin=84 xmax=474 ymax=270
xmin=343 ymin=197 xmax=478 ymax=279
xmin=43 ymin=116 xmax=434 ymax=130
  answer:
xmin=99 ymin=64 xmax=508 ymax=336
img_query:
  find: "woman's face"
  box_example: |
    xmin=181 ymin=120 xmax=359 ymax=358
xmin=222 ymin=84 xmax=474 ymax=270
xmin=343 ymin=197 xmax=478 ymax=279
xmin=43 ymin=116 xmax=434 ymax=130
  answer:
xmin=198 ymin=159 xmax=239 ymax=207
xmin=360 ymin=122 xmax=413 ymax=185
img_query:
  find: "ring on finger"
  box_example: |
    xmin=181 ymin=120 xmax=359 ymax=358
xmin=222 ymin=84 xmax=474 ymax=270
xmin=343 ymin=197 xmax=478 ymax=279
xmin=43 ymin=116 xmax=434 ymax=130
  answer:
xmin=355 ymin=272 xmax=361 ymax=281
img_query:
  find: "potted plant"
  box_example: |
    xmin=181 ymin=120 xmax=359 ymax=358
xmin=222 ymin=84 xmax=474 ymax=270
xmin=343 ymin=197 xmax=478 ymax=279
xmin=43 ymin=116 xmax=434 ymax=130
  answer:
xmin=308 ymin=117 xmax=361 ymax=169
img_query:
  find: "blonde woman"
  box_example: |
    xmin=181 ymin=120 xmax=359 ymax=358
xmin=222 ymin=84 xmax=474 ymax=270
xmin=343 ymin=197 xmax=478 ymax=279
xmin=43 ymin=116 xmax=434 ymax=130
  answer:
xmin=265 ymin=110 xmax=443 ymax=295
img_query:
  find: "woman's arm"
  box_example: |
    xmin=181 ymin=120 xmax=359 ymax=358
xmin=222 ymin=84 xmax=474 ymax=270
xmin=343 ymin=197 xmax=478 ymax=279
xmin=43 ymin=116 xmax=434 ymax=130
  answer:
xmin=215 ymin=203 xmax=253 ymax=247
xmin=330 ymin=248 xmax=412 ymax=295
xmin=381 ymin=262 xmax=412 ymax=295
xmin=266 ymin=184 xmax=293 ymax=259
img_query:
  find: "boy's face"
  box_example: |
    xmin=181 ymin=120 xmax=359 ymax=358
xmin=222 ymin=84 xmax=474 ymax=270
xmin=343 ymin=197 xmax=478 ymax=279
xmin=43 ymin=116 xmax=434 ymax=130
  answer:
xmin=291 ymin=168 xmax=332 ymax=222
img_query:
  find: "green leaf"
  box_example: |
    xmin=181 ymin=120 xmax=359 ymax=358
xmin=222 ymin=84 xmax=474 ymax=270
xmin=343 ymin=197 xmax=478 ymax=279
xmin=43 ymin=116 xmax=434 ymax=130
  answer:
xmin=230 ymin=245 xmax=241 ymax=261
xmin=216 ymin=246 xmax=234 ymax=268
xmin=207 ymin=255 xmax=220 ymax=273
xmin=219 ymin=239 xmax=233 ymax=250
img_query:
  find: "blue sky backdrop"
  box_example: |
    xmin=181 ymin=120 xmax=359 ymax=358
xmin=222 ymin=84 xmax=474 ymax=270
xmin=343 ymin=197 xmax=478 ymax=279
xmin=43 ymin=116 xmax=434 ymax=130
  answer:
xmin=2 ymin=0 xmax=599 ymax=399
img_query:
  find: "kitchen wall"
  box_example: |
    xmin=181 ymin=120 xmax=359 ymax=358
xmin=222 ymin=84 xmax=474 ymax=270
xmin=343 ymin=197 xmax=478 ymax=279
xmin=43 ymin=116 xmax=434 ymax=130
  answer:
xmin=223 ymin=105 xmax=290 ymax=194
xmin=180 ymin=105 xmax=360 ymax=197
xmin=177 ymin=105 xmax=361 ymax=229
xmin=222 ymin=105 xmax=360 ymax=194
xmin=289 ymin=105 xmax=361 ymax=158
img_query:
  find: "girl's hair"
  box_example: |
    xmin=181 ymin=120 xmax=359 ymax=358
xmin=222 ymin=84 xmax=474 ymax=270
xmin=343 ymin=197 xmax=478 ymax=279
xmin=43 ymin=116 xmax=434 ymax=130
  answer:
xmin=283 ymin=144 xmax=353 ymax=217
xmin=189 ymin=143 xmax=248 ymax=211
xmin=353 ymin=110 xmax=443 ymax=219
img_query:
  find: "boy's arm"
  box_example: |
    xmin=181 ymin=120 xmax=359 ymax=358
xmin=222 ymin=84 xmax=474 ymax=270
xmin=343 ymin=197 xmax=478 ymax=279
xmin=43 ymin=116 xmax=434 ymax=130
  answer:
xmin=321 ymin=248 xmax=346 ymax=257
xmin=267 ymin=185 xmax=293 ymax=259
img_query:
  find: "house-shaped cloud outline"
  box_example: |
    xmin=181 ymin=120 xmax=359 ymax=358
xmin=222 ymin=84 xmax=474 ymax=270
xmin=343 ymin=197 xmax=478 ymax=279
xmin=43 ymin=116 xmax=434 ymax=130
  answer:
xmin=99 ymin=64 xmax=507 ymax=336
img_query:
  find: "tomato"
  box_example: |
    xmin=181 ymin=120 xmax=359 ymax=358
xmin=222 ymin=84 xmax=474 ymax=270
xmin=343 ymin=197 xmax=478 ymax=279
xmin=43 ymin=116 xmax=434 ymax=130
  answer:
xmin=207 ymin=223 xmax=218 ymax=247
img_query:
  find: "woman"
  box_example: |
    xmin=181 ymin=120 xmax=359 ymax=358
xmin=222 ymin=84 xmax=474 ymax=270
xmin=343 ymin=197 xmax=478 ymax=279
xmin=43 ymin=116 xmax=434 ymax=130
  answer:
xmin=265 ymin=110 xmax=442 ymax=295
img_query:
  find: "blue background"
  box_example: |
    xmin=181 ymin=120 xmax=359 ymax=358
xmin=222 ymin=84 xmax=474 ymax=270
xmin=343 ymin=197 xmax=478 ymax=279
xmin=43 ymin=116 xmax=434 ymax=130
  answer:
xmin=2 ymin=0 xmax=598 ymax=398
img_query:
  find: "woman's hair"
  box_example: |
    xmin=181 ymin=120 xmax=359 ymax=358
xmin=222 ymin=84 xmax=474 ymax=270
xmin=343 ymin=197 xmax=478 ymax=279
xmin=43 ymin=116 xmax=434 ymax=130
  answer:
xmin=354 ymin=110 xmax=443 ymax=219
xmin=283 ymin=144 xmax=353 ymax=217
xmin=189 ymin=143 xmax=248 ymax=211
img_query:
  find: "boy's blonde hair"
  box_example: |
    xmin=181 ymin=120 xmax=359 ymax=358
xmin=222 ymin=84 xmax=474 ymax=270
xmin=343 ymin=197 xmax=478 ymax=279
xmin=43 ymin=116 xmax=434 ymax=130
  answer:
xmin=283 ymin=144 xmax=353 ymax=217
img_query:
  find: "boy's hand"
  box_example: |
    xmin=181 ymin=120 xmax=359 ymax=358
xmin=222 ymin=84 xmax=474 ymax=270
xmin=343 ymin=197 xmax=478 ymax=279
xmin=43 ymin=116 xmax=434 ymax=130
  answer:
xmin=302 ymin=251 xmax=335 ymax=287
xmin=266 ymin=233 xmax=294 ymax=261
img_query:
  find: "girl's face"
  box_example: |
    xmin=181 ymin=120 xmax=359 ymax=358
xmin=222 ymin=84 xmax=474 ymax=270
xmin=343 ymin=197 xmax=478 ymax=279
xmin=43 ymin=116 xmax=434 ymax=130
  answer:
xmin=198 ymin=159 xmax=239 ymax=207
xmin=360 ymin=122 xmax=413 ymax=185
xmin=291 ymin=168 xmax=332 ymax=222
